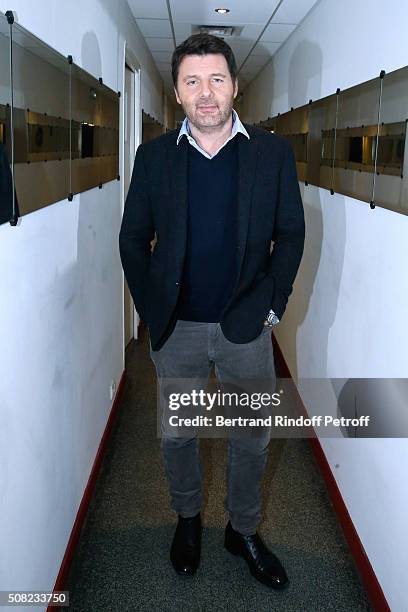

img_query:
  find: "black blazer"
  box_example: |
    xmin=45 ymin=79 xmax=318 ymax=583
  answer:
xmin=119 ymin=124 xmax=305 ymax=351
xmin=0 ymin=142 xmax=16 ymax=225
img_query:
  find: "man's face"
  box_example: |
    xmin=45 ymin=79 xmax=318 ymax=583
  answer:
xmin=174 ymin=53 xmax=238 ymax=132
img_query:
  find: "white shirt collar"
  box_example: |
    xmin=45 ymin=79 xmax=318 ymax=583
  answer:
xmin=176 ymin=109 xmax=249 ymax=159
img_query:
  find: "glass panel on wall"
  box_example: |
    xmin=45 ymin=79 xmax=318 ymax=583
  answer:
xmin=276 ymin=106 xmax=309 ymax=182
xmin=307 ymin=93 xmax=337 ymax=190
xmin=372 ymin=67 xmax=408 ymax=216
xmin=99 ymin=83 xmax=119 ymax=185
xmin=0 ymin=12 xmax=14 ymax=225
xmin=70 ymin=64 xmax=104 ymax=194
xmin=142 ymin=111 xmax=164 ymax=142
xmin=10 ymin=19 xmax=70 ymax=217
xmin=257 ymin=116 xmax=278 ymax=134
xmin=333 ymin=77 xmax=381 ymax=203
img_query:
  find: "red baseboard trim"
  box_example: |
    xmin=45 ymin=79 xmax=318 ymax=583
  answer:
xmin=272 ymin=333 xmax=390 ymax=612
xmin=49 ymin=370 xmax=126 ymax=609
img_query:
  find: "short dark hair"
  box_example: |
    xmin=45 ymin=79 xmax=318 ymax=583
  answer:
xmin=171 ymin=33 xmax=237 ymax=89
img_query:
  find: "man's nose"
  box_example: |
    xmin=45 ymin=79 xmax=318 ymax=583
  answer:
xmin=199 ymin=79 xmax=213 ymax=97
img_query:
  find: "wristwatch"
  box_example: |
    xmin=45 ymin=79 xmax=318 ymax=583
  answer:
xmin=264 ymin=309 xmax=280 ymax=327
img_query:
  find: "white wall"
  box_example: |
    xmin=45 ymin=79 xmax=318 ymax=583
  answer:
xmin=241 ymin=1 xmax=408 ymax=610
xmin=0 ymin=0 xmax=163 ymax=607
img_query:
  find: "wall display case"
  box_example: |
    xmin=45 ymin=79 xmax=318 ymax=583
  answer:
xmin=71 ymin=64 xmax=119 ymax=195
xmin=275 ymin=106 xmax=308 ymax=182
xmin=0 ymin=10 xmax=119 ymax=226
xmin=142 ymin=110 xmax=164 ymax=142
xmin=255 ymin=67 xmax=408 ymax=217
xmin=308 ymin=94 xmax=338 ymax=191
xmin=0 ymin=12 xmax=14 ymax=225
xmin=371 ymin=66 xmax=408 ymax=215
xmin=10 ymin=19 xmax=71 ymax=216
xmin=258 ymin=116 xmax=278 ymax=134
xmin=333 ymin=78 xmax=381 ymax=204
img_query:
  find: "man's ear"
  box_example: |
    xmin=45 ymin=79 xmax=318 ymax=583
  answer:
xmin=174 ymin=86 xmax=181 ymax=105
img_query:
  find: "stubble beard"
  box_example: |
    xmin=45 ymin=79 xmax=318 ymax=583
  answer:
xmin=183 ymin=97 xmax=234 ymax=135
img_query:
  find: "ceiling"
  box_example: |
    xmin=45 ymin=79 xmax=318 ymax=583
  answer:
xmin=127 ymin=0 xmax=319 ymax=98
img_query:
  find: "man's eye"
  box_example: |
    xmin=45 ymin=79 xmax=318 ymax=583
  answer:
xmin=187 ymin=80 xmax=197 ymax=86
xmin=213 ymin=78 xmax=223 ymax=83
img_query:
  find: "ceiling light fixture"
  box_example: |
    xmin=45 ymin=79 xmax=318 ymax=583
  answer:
xmin=215 ymin=8 xmax=230 ymax=14
xmin=197 ymin=25 xmax=237 ymax=36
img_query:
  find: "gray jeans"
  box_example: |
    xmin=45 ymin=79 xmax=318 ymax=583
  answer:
xmin=150 ymin=320 xmax=276 ymax=535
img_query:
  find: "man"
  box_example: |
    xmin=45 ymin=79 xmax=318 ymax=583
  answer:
xmin=119 ymin=34 xmax=304 ymax=589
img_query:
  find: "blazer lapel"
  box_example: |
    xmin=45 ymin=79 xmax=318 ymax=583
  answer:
xmin=166 ymin=135 xmax=189 ymax=277
xmin=234 ymin=130 xmax=259 ymax=285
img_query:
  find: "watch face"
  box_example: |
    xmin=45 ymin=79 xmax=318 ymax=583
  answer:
xmin=267 ymin=313 xmax=279 ymax=326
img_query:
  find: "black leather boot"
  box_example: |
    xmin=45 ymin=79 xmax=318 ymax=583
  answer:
xmin=170 ymin=513 xmax=202 ymax=576
xmin=224 ymin=521 xmax=288 ymax=589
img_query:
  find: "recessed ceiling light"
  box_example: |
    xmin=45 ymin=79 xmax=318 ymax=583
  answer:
xmin=215 ymin=8 xmax=230 ymax=14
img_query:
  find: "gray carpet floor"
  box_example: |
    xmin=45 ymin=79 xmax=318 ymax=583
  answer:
xmin=65 ymin=332 xmax=373 ymax=611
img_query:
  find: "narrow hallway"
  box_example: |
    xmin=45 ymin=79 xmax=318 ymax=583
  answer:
xmin=65 ymin=333 xmax=372 ymax=611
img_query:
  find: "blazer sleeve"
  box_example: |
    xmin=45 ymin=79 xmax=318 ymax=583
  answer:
xmin=267 ymin=139 xmax=305 ymax=320
xmin=119 ymin=144 xmax=155 ymax=322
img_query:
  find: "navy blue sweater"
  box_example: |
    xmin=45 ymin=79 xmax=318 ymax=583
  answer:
xmin=177 ymin=137 xmax=239 ymax=322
